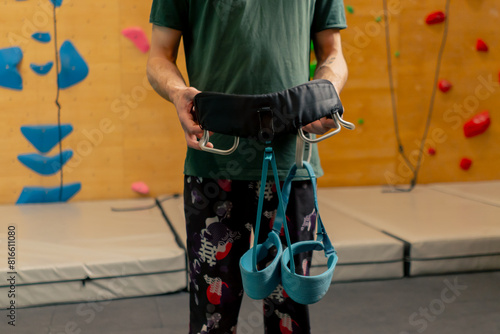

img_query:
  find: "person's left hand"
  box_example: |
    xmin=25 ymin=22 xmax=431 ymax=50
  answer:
xmin=301 ymin=117 xmax=339 ymax=134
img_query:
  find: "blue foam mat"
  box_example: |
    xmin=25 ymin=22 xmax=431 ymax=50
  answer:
xmin=0 ymin=46 xmax=23 ymax=90
xmin=21 ymin=124 xmax=73 ymax=154
xmin=16 ymin=183 xmax=81 ymax=204
xmin=30 ymin=61 xmax=54 ymax=75
xmin=58 ymin=40 xmax=89 ymax=89
xmin=18 ymin=150 xmax=73 ymax=175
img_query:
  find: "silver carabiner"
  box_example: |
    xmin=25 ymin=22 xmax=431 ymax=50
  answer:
xmin=298 ymin=113 xmax=355 ymax=144
xmin=198 ymin=129 xmax=240 ymax=155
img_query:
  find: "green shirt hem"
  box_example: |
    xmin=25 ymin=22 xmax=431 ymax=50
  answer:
xmin=184 ymin=165 xmax=325 ymax=182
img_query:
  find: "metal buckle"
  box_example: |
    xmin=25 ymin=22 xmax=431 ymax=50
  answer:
xmin=257 ymin=107 xmax=274 ymax=143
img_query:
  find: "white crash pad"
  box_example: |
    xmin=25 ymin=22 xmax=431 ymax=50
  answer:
xmin=429 ymin=181 xmax=500 ymax=207
xmin=318 ymin=186 xmax=500 ymax=276
xmin=0 ymin=199 xmax=186 ymax=308
xmin=312 ymin=202 xmax=404 ymax=282
xmin=159 ymin=194 xmax=405 ymax=282
xmin=157 ymin=194 xmax=187 ymax=250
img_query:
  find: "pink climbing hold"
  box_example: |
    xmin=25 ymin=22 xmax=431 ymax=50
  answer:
xmin=131 ymin=181 xmax=150 ymax=195
xmin=463 ymin=110 xmax=491 ymax=138
xmin=476 ymin=39 xmax=488 ymax=52
xmin=122 ymin=27 xmax=150 ymax=53
xmin=438 ymin=79 xmax=452 ymax=93
xmin=460 ymin=158 xmax=473 ymax=171
xmin=425 ymin=11 xmax=446 ymax=25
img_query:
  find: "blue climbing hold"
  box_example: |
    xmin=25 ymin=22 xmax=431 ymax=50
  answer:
xmin=30 ymin=61 xmax=54 ymax=75
xmin=18 ymin=150 xmax=73 ymax=175
xmin=32 ymin=32 xmax=51 ymax=43
xmin=21 ymin=124 xmax=73 ymax=154
xmin=58 ymin=40 xmax=89 ymax=89
xmin=0 ymin=47 xmax=23 ymax=90
xmin=50 ymin=0 xmax=63 ymax=7
xmin=16 ymin=182 xmax=81 ymax=204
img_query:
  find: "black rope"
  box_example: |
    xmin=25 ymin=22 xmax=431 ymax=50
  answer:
xmin=53 ymin=3 xmax=63 ymax=201
xmin=110 ymin=194 xmax=181 ymax=212
xmin=382 ymin=0 xmax=451 ymax=192
xmin=382 ymin=2 xmax=415 ymax=176
xmin=412 ymin=0 xmax=451 ymax=184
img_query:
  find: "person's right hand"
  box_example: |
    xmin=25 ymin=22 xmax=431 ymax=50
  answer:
xmin=172 ymin=87 xmax=213 ymax=150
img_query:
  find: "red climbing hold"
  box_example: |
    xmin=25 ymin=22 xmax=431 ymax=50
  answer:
xmin=460 ymin=158 xmax=473 ymax=171
xmin=427 ymin=147 xmax=436 ymax=156
xmin=122 ymin=27 xmax=150 ymax=53
xmin=438 ymin=79 xmax=452 ymax=93
xmin=425 ymin=11 xmax=446 ymax=25
xmin=463 ymin=110 xmax=491 ymax=138
xmin=476 ymin=39 xmax=488 ymax=52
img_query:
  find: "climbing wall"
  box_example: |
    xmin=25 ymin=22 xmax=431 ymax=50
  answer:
xmin=318 ymin=0 xmax=500 ymax=187
xmin=0 ymin=0 xmax=498 ymax=204
xmin=316 ymin=0 xmax=397 ymax=187
xmin=0 ymin=0 xmax=186 ymax=204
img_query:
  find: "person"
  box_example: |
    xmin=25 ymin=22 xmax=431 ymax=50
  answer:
xmin=147 ymin=1 xmax=348 ymax=333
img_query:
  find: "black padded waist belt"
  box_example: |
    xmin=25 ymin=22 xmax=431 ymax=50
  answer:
xmin=194 ymin=79 xmax=343 ymax=141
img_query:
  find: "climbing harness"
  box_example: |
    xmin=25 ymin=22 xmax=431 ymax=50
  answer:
xmin=193 ymin=79 xmax=355 ymax=304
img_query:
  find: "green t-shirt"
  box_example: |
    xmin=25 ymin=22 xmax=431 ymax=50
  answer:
xmin=150 ymin=0 xmax=347 ymax=181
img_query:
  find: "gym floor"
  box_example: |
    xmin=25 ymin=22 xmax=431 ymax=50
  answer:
xmin=2 ymin=271 xmax=498 ymax=334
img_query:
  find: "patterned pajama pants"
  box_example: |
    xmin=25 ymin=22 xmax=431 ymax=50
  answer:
xmin=184 ymin=175 xmax=317 ymax=334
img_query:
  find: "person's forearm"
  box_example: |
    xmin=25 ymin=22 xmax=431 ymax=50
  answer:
xmin=146 ymin=56 xmax=187 ymax=104
xmin=313 ymin=52 xmax=348 ymax=94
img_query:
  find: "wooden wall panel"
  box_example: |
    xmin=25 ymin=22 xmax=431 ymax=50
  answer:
xmin=54 ymin=0 xmax=125 ymax=200
xmin=117 ymin=0 xmax=186 ymax=199
xmin=320 ymin=0 xmax=500 ymax=188
xmin=0 ymin=0 xmax=498 ymax=204
xmin=1 ymin=1 xmax=59 ymax=203
xmin=319 ymin=0 xmax=398 ymax=187
xmin=393 ymin=0 xmax=500 ymax=185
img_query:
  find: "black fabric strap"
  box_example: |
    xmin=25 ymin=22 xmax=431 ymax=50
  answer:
xmin=194 ymin=79 xmax=343 ymax=140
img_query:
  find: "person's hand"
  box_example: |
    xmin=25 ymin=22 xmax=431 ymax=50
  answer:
xmin=302 ymin=84 xmax=344 ymax=135
xmin=172 ymin=87 xmax=213 ymax=150
xmin=301 ymin=117 xmax=339 ymax=135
